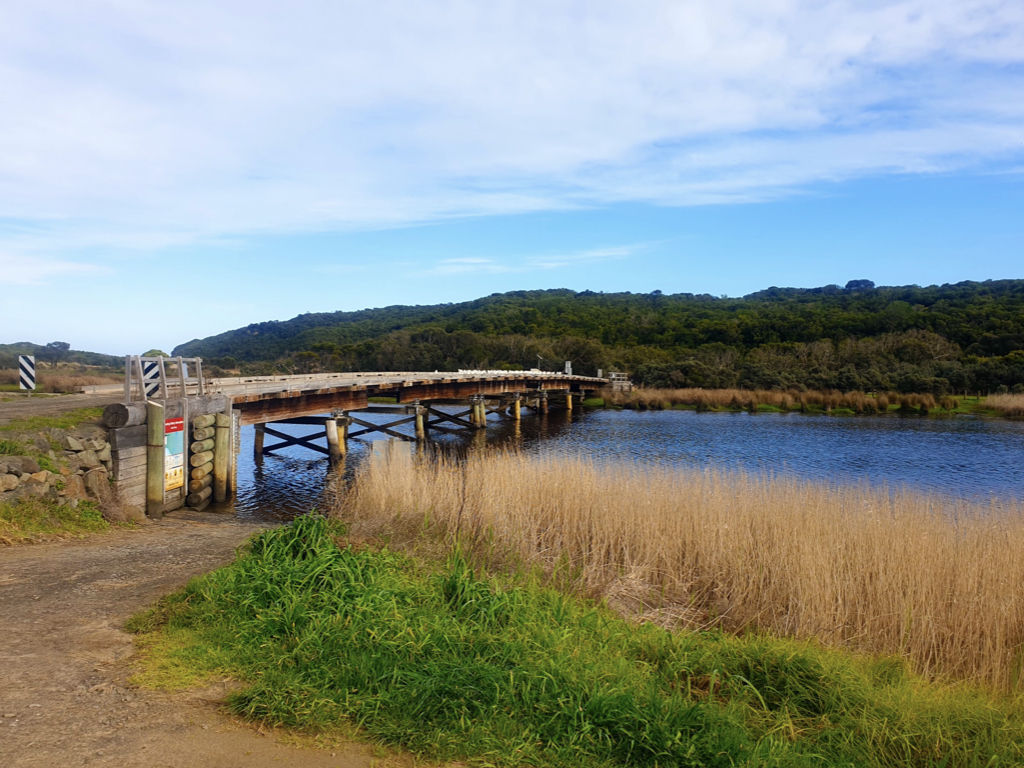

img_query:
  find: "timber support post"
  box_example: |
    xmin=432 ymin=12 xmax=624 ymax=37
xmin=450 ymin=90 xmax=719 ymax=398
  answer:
xmin=512 ymin=392 xmax=521 ymax=421
xmin=336 ymin=414 xmax=350 ymax=456
xmin=414 ymin=401 xmax=427 ymax=441
xmin=213 ymin=413 xmax=230 ymax=502
xmin=539 ymin=390 xmax=549 ymax=415
xmin=254 ymin=423 xmax=265 ymax=464
xmin=146 ymin=401 xmax=165 ymax=519
xmin=325 ymin=417 xmax=341 ymax=462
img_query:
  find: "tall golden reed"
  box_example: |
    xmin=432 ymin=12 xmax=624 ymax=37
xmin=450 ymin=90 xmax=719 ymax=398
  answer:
xmin=338 ymin=451 xmax=1024 ymax=690
xmin=987 ymin=393 xmax=1024 ymax=418
xmin=603 ymin=387 xmax=950 ymax=413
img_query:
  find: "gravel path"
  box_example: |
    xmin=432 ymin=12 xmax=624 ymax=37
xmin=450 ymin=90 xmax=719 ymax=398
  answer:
xmin=0 ymin=511 xmax=378 ymax=768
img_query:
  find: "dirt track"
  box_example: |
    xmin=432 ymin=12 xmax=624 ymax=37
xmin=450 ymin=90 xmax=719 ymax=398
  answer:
xmin=0 ymin=393 xmax=122 ymax=427
xmin=0 ymin=511 xmax=378 ymax=768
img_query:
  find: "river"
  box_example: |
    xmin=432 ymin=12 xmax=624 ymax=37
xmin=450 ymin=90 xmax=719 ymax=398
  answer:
xmin=221 ymin=407 xmax=1023 ymax=521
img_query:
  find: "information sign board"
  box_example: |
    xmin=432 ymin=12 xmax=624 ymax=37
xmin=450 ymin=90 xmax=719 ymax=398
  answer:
xmin=164 ymin=417 xmax=185 ymax=491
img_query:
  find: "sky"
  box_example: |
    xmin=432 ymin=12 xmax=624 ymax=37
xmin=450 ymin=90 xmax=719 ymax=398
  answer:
xmin=1 ymin=1 xmax=1023 ymax=355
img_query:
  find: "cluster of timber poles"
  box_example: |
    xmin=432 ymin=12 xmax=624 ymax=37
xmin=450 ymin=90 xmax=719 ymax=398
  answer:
xmin=252 ymin=390 xmax=579 ymax=465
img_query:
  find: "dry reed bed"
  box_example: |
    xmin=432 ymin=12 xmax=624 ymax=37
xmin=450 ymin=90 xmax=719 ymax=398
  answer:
xmin=605 ymin=386 xmax=957 ymax=413
xmin=339 ymin=451 xmax=1024 ymax=691
xmin=987 ymin=393 xmax=1024 ymax=418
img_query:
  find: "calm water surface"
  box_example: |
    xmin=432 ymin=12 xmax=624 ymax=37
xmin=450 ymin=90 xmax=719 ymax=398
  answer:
xmin=224 ymin=408 xmax=1023 ymax=521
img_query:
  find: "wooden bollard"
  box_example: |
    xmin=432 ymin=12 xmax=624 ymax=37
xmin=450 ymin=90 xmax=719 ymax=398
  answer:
xmin=145 ymin=401 xmax=165 ymax=519
xmin=325 ymin=417 xmax=341 ymax=462
xmin=213 ymin=413 xmax=230 ymax=503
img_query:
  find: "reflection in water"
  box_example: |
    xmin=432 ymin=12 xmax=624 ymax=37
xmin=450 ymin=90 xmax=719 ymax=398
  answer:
xmin=219 ymin=407 xmax=1024 ymax=521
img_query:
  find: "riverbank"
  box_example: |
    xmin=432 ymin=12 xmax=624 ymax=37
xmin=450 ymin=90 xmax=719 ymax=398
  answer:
xmin=130 ymin=516 xmax=1024 ymax=767
xmin=594 ymin=387 xmax=1024 ymax=418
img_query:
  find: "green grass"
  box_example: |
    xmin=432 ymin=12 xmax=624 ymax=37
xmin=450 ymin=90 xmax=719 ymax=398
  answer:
xmin=0 ymin=407 xmax=105 ymax=432
xmin=0 ymin=496 xmax=110 ymax=543
xmin=130 ymin=516 xmax=1024 ymax=768
xmin=0 ymin=438 xmax=25 ymax=455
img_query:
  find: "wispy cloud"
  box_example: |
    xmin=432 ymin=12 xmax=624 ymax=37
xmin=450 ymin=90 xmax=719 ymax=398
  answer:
xmin=0 ymin=1 xmax=1022 ymax=265
xmin=423 ymin=243 xmax=646 ymax=276
xmin=0 ymin=253 xmax=107 ymax=285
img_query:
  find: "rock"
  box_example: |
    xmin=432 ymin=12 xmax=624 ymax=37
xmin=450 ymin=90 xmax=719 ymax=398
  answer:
xmin=96 ymin=444 xmax=111 ymax=463
xmin=82 ymin=436 xmax=106 ymax=452
xmin=61 ymin=474 xmax=87 ymax=501
xmin=33 ymin=437 xmax=50 ymax=452
xmin=77 ymin=450 xmax=101 ymax=470
xmin=48 ymin=428 xmax=66 ymax=442
xmin=62 ymin=435 xmax=84 ymax=451
xmin=0 ymin=474 xmax=18 ymax=492
xmin=3 ymin=456 xmax=39 ymax=475
xmin=0 ymin=461 xmax=8 ymax=476
xmin=83 ymin=468 xmax=110 ymax=501
xmin=26 ymin=471 xmax=50 ymax=485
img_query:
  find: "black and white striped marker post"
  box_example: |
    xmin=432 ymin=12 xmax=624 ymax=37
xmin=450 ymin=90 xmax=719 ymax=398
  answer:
xmin=142 ymin=360 xmax=160 ymax=398
xmin=18 ymin=355 xmax=35 ymax=390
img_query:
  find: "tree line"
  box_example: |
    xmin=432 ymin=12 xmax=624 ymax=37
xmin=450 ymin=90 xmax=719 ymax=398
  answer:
xmin=175 ymin=279 xmax=1024 ymax=395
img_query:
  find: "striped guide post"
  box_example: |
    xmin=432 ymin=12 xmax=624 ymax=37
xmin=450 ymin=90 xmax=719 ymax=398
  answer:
xmin=142 ymin=360 xmax=160 ymax=398
xmin=18 ymin=355 xmax=35 ymax=390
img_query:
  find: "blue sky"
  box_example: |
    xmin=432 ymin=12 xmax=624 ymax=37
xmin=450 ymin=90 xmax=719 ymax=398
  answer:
xmin=1 ymin=1 xmax=1023 ymax=355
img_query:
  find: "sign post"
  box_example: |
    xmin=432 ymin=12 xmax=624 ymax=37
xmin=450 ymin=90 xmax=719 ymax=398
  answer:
xmin=18 ymin=355 xmax=35 ymax=390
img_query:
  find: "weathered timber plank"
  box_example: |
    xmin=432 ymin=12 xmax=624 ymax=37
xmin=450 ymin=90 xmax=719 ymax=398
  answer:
xmin=110 ymin=425 xmax=147 ymax=451
xmin=236 ymin=390 xmax=368 ymax=426
xmin=111 ymin=445 xmax=146 ymax=460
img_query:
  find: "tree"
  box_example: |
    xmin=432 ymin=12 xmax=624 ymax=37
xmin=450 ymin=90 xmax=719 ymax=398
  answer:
xmin=44 ymin=341 xmax=71 ymax=367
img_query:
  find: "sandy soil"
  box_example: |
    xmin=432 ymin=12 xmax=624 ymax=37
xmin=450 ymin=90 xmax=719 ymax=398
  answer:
xmin=0 ymin=511 xmax=381 ymax=768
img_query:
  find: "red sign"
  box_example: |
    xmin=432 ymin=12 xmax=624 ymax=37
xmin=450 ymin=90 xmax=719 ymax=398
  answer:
xmin=165 ymin=417 xmax=184 ymax=434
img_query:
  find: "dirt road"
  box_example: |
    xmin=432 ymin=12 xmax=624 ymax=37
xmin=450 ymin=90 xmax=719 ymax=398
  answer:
xmin=0 ymin=511 xmax=378 ymax=768
xmin=0 ymin=393 xmax=121 ymax=427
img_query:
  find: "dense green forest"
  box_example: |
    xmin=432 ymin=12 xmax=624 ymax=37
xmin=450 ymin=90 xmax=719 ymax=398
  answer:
xmin=173 ymin=280 xmax=1024 ymax=394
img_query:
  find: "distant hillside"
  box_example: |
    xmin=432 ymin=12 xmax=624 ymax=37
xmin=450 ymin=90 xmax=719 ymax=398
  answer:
xmin=0 ymin=342 xmax=122 ymax=369
xmin=173 ymin=281 xmax=1024 ymax=393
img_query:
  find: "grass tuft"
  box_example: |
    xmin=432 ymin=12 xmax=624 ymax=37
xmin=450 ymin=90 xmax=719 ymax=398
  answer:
xmin=0 ymin=496 xmax=110 ymax=544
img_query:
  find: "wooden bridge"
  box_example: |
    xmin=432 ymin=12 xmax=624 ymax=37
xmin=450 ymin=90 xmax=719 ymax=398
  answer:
xmin=98 ymin=361 xmax=609 ymax=517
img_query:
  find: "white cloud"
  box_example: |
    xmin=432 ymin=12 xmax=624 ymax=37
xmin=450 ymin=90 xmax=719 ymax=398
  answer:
xmin=0 ymin=0 xmax=1021 ymax=263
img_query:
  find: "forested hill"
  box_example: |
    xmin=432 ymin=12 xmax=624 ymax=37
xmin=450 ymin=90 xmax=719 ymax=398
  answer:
xmin=173 ymin=280 xmax=1024 ymax=393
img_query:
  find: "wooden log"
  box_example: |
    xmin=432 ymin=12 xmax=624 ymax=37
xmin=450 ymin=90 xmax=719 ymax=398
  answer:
xmin=254 ymin=424 xmax=265 ymax=457
xmin=146 ymin=401 xmax=165 ymax=519
xmin=192 ymin=414 xmax=216 ymax=429
xmin=213 ymin=413 xmax=230 ymax=503
xmin=103 ymin=402 xmax=147 ymax=428
xmin=190 ymin=450 xmax=214 ymax=467
xmin=190 ymin=461 xmax=213 ymax=481
xmin=513 ymin=394 xmax=521 ymax=421
xmin=192 ymin=426 xmax=216 ymax=441
xmin=190 ymin=473 xmax=213 ymax=493
xmin=191 ymin=438 xmax=215 ymax=453
xmin=187 ymin=485 xmax=213 ymax=507
xmin=414 ymin=406 xmax=426 ymax=441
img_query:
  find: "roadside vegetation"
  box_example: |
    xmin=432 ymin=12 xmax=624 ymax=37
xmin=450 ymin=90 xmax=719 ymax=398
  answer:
xmin=0 ymin=406 xmax=105 ymax=433
xmin=0 ymin=367 xmax=121 ymax=394
xmin=131 ymin=515 xmax=1024 ymax=767
xmin=0 ymin=496 xmax=111 ymax=544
